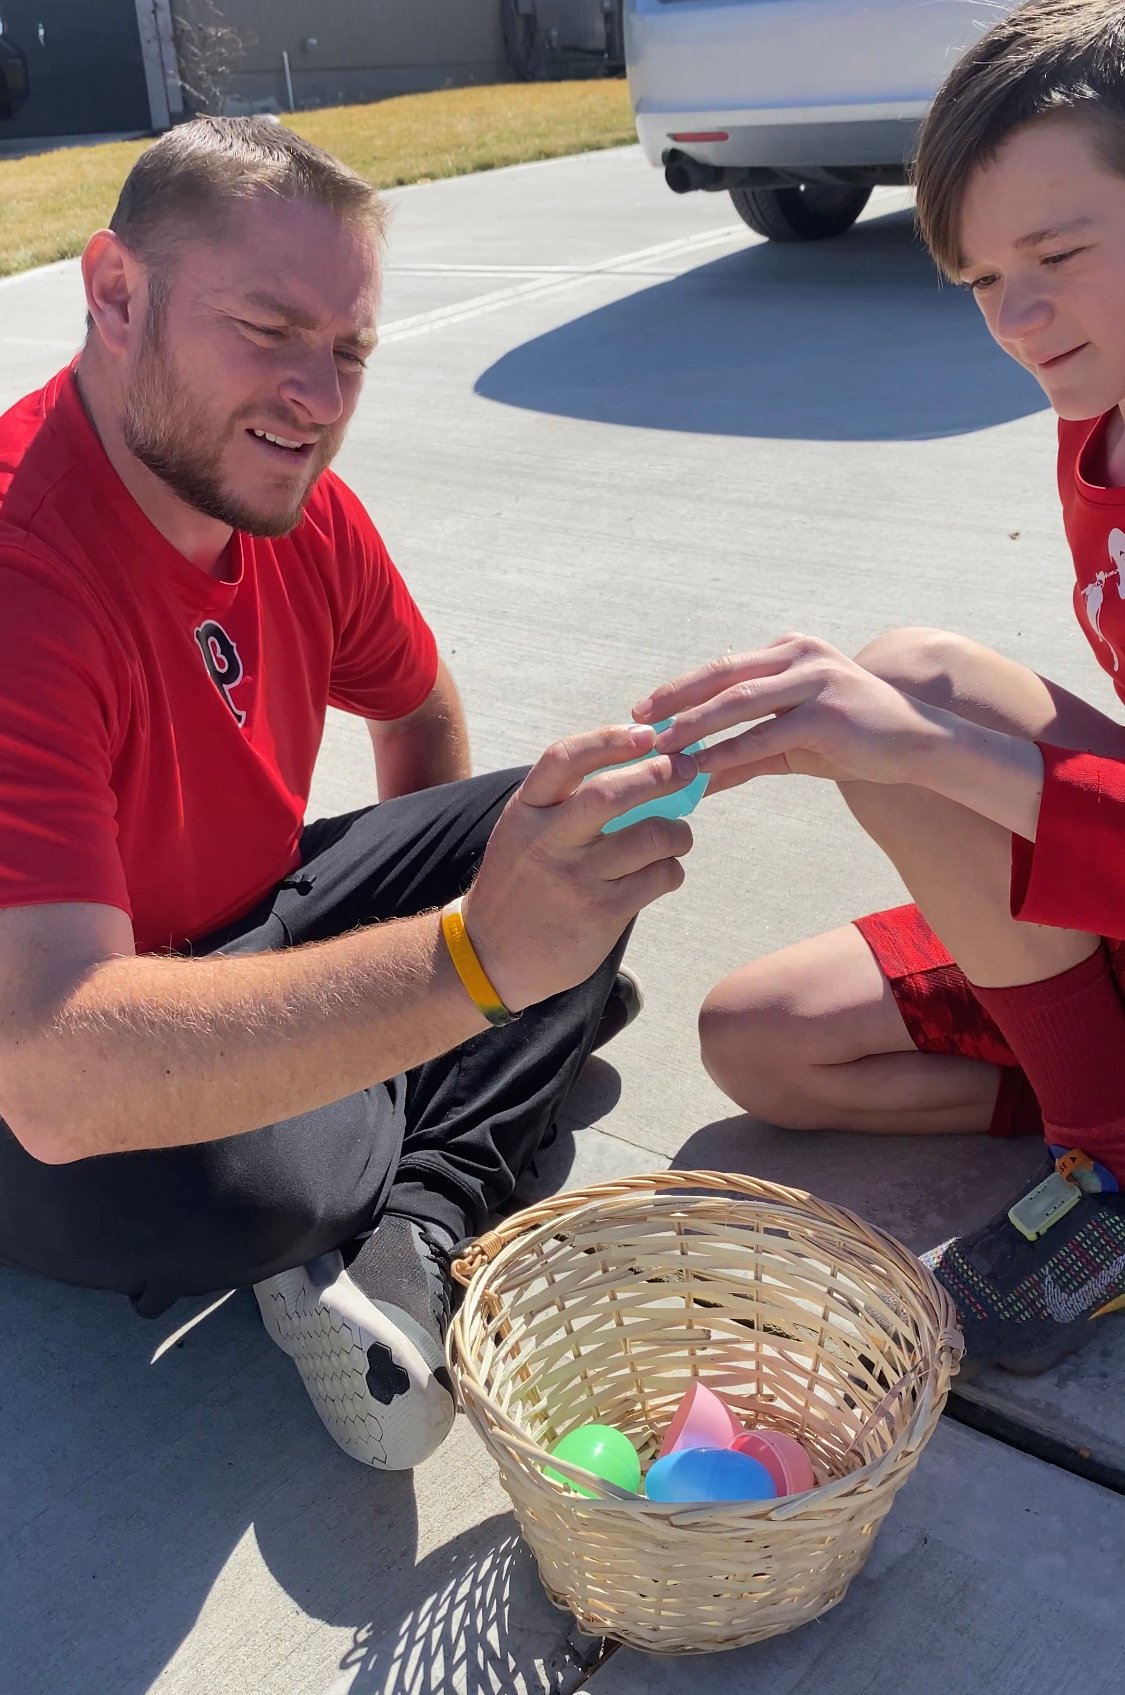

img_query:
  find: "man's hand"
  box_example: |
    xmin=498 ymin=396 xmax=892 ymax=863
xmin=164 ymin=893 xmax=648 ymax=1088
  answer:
xmin=461 ymin=724 xmax=697 ymax=1012
xmin=634 ymin=634 xmax=945 ymax=795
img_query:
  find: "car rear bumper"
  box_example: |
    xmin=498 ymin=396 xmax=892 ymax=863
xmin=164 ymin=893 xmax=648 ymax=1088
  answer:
xmin=625 ymin=0 xmax=992 ymax=171
xmin=647 ymin=111 xmax=924 ymax=176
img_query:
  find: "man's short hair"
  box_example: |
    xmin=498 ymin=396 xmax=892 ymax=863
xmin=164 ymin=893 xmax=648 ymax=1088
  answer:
xmin=108 ymin=114 xmax=386 ymax=283
xmin=914 ymin=0 xmax=1125 ymax=276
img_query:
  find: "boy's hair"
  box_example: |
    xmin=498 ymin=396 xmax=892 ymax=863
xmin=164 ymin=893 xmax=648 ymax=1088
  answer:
xmin=108 ymin=115 xmax=386 ymax=286
xmin=914 ymin=0 xmax=1125 ymax=276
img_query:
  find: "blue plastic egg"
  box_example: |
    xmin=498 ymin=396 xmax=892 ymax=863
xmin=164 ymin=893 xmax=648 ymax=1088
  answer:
xmin=594 ymin=718 xmax=710 ymax=835
xmin=644 ymin=1446 xmax=777 ymax=1504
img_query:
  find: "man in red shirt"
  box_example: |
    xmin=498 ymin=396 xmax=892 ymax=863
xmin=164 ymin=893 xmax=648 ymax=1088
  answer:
xmin=0 ymin=118 xmax=696 ymax=1470
xmin=640 ymin=0 xmax=1125 ymax=1376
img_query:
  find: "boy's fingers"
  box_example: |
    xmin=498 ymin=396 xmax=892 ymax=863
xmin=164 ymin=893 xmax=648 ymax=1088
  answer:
xmin=634 ymin=647 xmax=792 ymax=725
xmin=704 ymin=756 xmax=791 ymax=793
xmin=694 ymin=717 xmax=803 ymax=781
xmin=653 ymin=672 xmax=815 ymax=752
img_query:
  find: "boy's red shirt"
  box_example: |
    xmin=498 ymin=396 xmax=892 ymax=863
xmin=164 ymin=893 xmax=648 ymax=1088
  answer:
xmin=0 ymin=366 xmax=438 ymax=953
xmin=1013 ymin=413 xmax=1125 ymax=938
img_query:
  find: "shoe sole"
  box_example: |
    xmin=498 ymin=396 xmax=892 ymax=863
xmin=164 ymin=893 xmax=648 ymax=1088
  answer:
xmin=254 ymin=1252 xmax=456 ymax=1470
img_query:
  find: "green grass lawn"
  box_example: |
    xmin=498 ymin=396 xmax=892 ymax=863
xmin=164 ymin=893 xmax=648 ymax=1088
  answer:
xmin=0 ymin=79 xmax=636 ymax=280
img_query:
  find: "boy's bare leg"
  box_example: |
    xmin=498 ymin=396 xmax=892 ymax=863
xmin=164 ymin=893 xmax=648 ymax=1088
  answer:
xmin=700 ymin=628 xmax=1125 ymax=1128
xmin=700 ymin=924 xmax=1001 ymax=1131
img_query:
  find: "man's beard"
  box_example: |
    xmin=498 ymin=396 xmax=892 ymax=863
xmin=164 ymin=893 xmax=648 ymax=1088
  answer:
xmin=122 ymin=303 xmax=340 ymax=538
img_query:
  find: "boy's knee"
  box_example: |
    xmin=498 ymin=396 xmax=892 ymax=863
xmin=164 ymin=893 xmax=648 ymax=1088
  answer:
xmin=698 ymin=976 xmax=824 ymax=1130
xmin=854 ymin=627 xmax=972 ymax=713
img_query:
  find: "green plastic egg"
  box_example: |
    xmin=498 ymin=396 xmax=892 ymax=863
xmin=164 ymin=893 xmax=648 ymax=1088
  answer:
xmin=544 ymin=1423 xmax=642 ymax=1497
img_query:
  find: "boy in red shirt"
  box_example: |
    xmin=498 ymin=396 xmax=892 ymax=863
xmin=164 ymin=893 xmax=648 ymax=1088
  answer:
xmin=0 ymin=119 xmax=694 ymax=1469
xmin=643 ymin=0 xmax=1125 ymax=1373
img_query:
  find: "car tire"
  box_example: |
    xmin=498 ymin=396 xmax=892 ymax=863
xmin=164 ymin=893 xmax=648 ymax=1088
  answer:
xmin=729 ymin=183 xmax=873 ymax=242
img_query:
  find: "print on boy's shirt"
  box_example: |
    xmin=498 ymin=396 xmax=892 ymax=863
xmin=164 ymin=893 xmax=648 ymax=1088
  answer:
xmin=1078 ymin=526 xmax=1125 ymax=673
xmin=194 ymin=619 xmax=247 ymax=724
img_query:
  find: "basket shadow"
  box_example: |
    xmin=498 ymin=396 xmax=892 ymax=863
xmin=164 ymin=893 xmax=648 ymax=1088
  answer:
xmin=474 ymin=209 xmax=1048 ymax=443
xmin=323 ymin=1513 xmax=593 ymax=1695
xmin=672 ymin=1113 xmax=1044 ymax=1255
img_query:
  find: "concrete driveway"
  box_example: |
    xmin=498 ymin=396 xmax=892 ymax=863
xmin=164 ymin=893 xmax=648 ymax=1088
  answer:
xmin=0 ymin=145 xmax=1122 ymax=1694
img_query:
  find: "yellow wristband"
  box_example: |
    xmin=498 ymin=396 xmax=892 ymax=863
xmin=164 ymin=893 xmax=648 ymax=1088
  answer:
xmin=440 ymin=898 xmax=520 ymax=1027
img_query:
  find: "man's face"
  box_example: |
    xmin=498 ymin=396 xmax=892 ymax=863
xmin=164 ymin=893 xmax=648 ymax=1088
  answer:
xmin=122 ymin=196 xmax=379 ymax=536
xmin=958 ymin=117 xmax=1125 ymax=421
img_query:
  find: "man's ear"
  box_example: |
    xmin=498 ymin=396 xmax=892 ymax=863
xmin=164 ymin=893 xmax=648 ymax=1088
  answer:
xmin=81 ymin=230 xmax=144 ymax=358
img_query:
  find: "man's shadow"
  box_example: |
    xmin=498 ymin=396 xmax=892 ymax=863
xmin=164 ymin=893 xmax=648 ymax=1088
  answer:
xmin=0 ymin=1270 xmax=423 ymax=1692
xmin=0 ymin=1059 xmax=622 ymax=1693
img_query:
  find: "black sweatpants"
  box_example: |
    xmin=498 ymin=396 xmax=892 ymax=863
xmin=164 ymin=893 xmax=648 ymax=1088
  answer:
xmin=0 ymin=769 xmax=628 ymax=1316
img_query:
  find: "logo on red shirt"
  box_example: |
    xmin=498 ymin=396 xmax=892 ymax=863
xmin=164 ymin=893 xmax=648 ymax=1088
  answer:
xmin=194 ymin=620 xmax=246 ymax=725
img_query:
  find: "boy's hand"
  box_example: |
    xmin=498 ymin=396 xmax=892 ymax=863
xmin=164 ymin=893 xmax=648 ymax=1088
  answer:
xmin=461 ymin=725 xmax=697 ymax=1013
xmin=635 ymin=634 xmax=941 ymax=794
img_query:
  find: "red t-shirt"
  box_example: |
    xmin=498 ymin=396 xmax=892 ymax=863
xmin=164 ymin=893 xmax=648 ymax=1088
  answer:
xmin=1011 ymin=412 xmax=1125 ymax=938
xmin=0 ymin=366 xmax=438 ymax=953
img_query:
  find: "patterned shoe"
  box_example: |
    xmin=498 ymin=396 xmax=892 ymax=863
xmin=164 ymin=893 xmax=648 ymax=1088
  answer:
xmin=923 ymin=1149 xmax=1125 ymax=1374
xmin=254 ymin=1214 xmax=457 ymax=1469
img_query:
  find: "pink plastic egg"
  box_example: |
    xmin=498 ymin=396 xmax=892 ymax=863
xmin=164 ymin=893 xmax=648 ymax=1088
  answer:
xmin=658 ymin=1382 xmax=745 ymax=1459
xmin=730 ymin=1429 xmax=816 ymax=1496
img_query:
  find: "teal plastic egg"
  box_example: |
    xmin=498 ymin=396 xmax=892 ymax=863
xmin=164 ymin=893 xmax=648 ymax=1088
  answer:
xmin=593 ymin=718 xmax=710 ymax=835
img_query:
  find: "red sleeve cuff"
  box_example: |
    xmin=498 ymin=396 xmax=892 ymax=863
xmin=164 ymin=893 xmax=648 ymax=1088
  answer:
xmin=1011 ymin=742 xmax=1125 ymax=938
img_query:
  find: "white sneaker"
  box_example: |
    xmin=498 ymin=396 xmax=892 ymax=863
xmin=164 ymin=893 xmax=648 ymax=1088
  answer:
xmin=254 ymin=1217 xmax=457 ymax=1470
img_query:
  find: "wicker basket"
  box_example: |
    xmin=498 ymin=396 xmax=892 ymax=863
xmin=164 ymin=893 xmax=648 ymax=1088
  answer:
xmin=447 ymin=1170 xmax=963 ymax=1656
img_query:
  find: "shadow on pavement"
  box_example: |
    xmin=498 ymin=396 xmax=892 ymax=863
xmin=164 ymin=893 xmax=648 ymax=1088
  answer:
xmin=0 ymin=1054 xmax=628 ymax=1691
xmin=0 ymin=1275 xmax=419 ymax=1693
xmin=672 ymin=1112 xmax=1042 ymax=1253
xmin=331 ymin=1514 xmax=584 ymax=1694
xmin=475 ymin=209 xmax=1048 ymax=443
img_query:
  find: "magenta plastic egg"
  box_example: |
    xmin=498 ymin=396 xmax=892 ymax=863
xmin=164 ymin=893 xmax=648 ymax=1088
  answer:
xmin=644 ymin=1446 xmax=777 ymax=1504
xmin=730 ymin=1430 xmax=816 ymax=1496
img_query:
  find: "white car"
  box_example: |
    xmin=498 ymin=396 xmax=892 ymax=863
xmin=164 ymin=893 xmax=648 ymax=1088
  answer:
xmin=624 ymin=0 xmax=1013 ymax=241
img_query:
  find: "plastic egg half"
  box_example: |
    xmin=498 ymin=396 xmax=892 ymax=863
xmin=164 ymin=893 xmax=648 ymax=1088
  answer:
xmin=644 ymin=1446 xmax=777 ymax=1504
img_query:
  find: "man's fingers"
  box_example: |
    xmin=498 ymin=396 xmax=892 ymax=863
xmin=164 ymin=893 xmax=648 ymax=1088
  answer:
xmin=519 ymin=724 xmax=656 ymax=810
xmin=594 ymin=815 xmax=694 ymax=878
xmin=582 ymin=751 xmax=699 ymax=839
xmin=611 ymin=854 xmax=688 ymax=915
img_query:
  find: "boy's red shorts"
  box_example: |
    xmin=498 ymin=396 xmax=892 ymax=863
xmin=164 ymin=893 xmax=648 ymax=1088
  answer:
xmin=854 ymin=903 xmax=1125 ymax=1139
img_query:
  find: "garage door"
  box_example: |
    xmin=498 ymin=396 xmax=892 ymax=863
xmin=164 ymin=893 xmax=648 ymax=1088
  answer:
xmin=1 ymin=0 xmax=152 ymax=138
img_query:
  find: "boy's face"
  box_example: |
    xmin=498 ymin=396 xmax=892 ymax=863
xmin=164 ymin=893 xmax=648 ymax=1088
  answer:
xmin=958 ymin=117 xmax=1125 ymax=421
